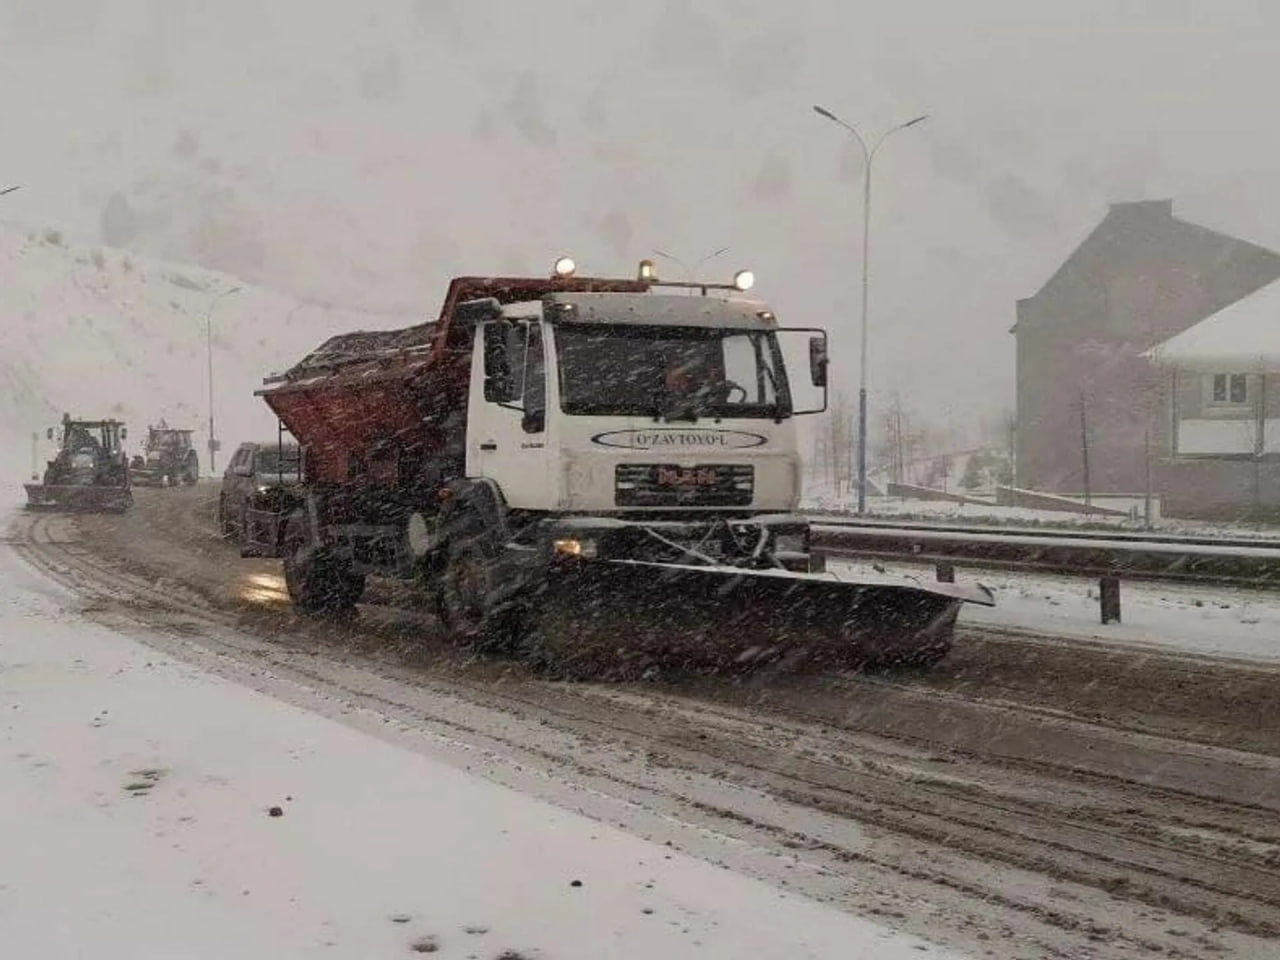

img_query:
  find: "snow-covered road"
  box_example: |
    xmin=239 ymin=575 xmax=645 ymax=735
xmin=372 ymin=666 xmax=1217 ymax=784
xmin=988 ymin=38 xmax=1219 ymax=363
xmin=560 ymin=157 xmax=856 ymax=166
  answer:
xmin=0 ymin=530 xmax=965 ymax=959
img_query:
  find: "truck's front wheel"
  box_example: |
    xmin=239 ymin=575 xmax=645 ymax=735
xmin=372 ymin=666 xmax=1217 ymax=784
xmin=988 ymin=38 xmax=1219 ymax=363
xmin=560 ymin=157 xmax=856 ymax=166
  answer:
xmin=435 ymin=538 xmax=520 ymax=653
xmin=282 ymin=511 xmax=364 ymax=615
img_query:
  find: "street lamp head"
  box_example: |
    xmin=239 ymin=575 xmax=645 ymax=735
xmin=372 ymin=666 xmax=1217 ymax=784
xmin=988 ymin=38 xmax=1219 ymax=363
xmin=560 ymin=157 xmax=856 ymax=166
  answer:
xmin=901 ymin=115 xmax=929 ymax=129
xmin=812 ymin=104 xmax=838 ymax=122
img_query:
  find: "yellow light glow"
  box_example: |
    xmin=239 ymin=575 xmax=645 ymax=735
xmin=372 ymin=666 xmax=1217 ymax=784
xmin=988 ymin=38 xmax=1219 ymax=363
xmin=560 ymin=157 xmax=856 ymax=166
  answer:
xmin=236 ymin=572 xmax=289 ymax=605
xmin=553 ymin=538 xmax=583 ymax=556
xmin=554 ymin=256 xmax=577 ymax=278
xmin=733 ymin=269 xmax=755 ymax=291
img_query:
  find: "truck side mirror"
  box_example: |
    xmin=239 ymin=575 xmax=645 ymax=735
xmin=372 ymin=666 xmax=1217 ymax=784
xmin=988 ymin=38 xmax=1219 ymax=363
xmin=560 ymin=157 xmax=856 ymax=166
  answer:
xmin=483 ymin=323 xmax=519 ymax=404
xmin=120 ymin=427 xmax=128 ymax=440
xmin=46 ymin=427 xmax=54 ymax=440
xmin=522 ymin=409 xmax=545 ymax=434
xmin=809 ymin=336 xmax=828 ymax=388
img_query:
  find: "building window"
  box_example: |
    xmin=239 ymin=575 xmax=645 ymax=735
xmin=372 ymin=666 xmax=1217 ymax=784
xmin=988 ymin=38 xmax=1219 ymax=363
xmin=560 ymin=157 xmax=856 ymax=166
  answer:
xmin=1210 ymin=373 xmax=1249 ymax=406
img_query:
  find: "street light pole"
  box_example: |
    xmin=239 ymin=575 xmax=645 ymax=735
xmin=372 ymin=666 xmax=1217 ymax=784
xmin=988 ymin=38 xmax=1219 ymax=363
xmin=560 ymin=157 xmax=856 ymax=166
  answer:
xmin=0 ymin=185 xmax=20 ymax=198
xmin=652 ymin=246 xmax=730 ymax=290
xmin=205 ymin=285 xmax=241 ymax=476
xmin=812 ymin=106 xmax=928 ymax=515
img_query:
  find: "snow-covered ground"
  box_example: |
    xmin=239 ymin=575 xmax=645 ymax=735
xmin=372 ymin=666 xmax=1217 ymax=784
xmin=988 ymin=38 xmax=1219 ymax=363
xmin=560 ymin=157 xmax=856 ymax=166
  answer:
xmin=0 ymin=521 xmax=966 ymax=960
xmin=0 ymin=223 xmax=402 ymax=482
xmin=833 ymin=556 xmax=1280 ymax=664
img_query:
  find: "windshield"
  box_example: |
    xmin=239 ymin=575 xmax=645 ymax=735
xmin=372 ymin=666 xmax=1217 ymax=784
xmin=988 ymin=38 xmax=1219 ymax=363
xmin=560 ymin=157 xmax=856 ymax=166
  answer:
xmin=62 ymin=423 xmax=117 ymax=453
xmin=147 ymin=431 xmax=184 ymax=450
xmin=554 ymin=323 xmax=790 ymax=421
xmin=258 ymin=445 xmax=300 ymax=473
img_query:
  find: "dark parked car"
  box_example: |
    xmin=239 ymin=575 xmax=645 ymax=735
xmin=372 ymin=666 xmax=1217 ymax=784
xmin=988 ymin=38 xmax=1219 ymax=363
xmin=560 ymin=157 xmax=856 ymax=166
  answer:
xmin=218 ymin=440 xmax=301 ymax=542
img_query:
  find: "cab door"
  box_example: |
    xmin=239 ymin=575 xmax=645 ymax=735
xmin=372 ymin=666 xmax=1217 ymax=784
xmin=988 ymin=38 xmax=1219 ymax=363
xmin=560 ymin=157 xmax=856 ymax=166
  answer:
xmin=466 ymin=320 xmax=550 ymax=508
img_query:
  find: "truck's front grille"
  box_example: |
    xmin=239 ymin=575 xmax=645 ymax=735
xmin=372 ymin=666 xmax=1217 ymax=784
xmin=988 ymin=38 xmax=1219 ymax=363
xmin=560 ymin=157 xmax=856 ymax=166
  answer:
xmin=614 ymin=463 xmax=754 ymax=507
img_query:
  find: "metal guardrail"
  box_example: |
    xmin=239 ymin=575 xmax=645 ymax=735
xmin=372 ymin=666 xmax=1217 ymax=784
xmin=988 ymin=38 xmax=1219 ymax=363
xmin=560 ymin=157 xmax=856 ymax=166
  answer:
xmin=810 ymin=520 xmax=1280 ymax=588
xmin=809 ymin=515 xmax=1280 ymax=551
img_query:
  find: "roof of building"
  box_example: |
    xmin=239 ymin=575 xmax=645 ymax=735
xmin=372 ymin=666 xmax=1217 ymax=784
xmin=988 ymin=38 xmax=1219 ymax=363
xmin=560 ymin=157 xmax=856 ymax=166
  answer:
xmin=1146 ymin=277 xmax=1280 ymax=372
xmin=1012 ymin=199 xmax=1280 ymax=335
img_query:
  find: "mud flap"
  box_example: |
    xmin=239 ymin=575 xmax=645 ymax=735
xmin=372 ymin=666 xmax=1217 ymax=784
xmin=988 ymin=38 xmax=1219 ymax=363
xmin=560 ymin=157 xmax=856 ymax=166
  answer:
xmin=521 ymin=559 xmax=990 ymax=678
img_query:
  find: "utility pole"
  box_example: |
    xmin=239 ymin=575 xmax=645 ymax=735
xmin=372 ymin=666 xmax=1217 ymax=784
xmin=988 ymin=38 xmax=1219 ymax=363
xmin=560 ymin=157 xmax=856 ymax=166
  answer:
xmin=812 ymin=105 xmax=929 ymax=515
xmin=1079 ymin=391 xmax=1092 ymax=509
xmin=1143 ymin=428 xmax=1153 ymax=529
xmin=1007 ymin=414 xmax=1017 ymax=489
xmin=205 ymin=285 xmax=242 ymax=475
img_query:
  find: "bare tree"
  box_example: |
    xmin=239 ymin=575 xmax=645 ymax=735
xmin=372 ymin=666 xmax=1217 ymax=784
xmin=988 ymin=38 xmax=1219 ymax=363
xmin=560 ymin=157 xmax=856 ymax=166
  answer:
xmin=811 ymin=390 xmax=856 ymax=496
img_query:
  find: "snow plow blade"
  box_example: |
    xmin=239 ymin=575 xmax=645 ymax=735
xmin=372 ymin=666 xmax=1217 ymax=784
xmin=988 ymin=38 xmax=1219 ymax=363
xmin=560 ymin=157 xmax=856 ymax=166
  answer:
xmin=23 ymin=483 xmax=133 ymax=513
xmin=520 ymin=560 xmax=994 ymax=679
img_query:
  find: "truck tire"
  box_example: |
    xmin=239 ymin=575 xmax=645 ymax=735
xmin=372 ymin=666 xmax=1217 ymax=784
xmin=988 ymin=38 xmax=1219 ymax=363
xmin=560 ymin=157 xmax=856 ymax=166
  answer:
xmin=434 ymin=537 xmax=521 ymax=653
xmin=281 ymin=510 xmax=363 ymax=615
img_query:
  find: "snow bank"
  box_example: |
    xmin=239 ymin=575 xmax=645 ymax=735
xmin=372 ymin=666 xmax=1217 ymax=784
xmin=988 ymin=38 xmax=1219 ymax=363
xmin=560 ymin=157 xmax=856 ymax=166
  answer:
xmin=0 ymin=534 xmax=965 ymax=959
xmin=0 ymin=224 xmax=405 ymax=483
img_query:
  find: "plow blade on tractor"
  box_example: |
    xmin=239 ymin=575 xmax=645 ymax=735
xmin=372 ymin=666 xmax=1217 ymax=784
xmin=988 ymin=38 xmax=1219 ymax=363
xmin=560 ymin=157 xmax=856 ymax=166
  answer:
xmin=517 ymin=560 xmax=995 ymax=679
xmin=24 ymin=482 xmax=133 ymax=513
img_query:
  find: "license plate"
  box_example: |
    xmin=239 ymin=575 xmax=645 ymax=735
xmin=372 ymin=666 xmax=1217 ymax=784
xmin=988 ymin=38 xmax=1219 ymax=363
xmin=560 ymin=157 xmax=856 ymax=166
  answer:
xmin=655 ymin=466 xmax=721 ymax=487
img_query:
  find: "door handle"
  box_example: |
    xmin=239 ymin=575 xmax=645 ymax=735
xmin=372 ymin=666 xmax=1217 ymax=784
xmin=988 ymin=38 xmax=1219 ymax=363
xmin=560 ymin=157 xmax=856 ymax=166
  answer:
xmin=480 ymin=442 xmax=497 ymax=451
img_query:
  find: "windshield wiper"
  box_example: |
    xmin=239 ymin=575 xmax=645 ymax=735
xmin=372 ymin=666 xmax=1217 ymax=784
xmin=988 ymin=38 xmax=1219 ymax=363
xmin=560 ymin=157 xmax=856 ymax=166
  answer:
xmin=657 ymin=405 xmax=699 ymax=423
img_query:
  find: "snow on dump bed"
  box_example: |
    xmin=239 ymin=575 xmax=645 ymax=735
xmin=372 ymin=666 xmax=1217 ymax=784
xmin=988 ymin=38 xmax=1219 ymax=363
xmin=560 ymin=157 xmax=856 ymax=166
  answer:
xmin=274 ymin=321 xmax=438 ymax=380
xmin=0 ymin=530 xmax=965 ymax=960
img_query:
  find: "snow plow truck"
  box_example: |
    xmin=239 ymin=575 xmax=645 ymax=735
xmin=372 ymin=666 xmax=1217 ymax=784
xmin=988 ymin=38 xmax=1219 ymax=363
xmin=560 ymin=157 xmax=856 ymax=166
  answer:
xmin=246 ymin=259 xmax=993 ymax=677
xmin=25 ymin=414 xmax=133 ymax=512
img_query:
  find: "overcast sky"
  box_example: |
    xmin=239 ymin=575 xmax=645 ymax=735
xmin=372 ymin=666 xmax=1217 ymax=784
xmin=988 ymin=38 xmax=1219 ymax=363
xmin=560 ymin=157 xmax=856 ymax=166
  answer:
xmin=3 ymin=0 xmax=1278 ymax=433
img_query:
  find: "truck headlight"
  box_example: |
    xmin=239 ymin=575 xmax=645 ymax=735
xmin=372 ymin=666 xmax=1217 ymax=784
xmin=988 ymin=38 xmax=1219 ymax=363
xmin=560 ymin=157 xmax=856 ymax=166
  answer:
xmin=553 ymin=538 xmax=598 ymax=559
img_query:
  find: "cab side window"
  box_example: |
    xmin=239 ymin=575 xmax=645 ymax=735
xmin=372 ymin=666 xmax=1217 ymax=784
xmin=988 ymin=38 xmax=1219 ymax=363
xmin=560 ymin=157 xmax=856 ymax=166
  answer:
xmin=523 ymin=323 xmax=546 ymax=432
xmin=524 ymin=327 xmax=545 ymax=417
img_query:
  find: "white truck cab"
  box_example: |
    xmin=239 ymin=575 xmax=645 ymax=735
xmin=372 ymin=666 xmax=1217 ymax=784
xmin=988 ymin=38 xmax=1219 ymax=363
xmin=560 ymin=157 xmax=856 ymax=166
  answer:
xmin=467 ymin=285 xmax=827 ymax=519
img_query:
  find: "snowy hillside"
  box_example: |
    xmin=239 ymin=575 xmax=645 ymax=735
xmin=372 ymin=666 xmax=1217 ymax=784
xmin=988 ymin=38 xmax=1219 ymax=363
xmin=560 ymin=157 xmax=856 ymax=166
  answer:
xmin=0 ymin=223 xmax=404 ymax=481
